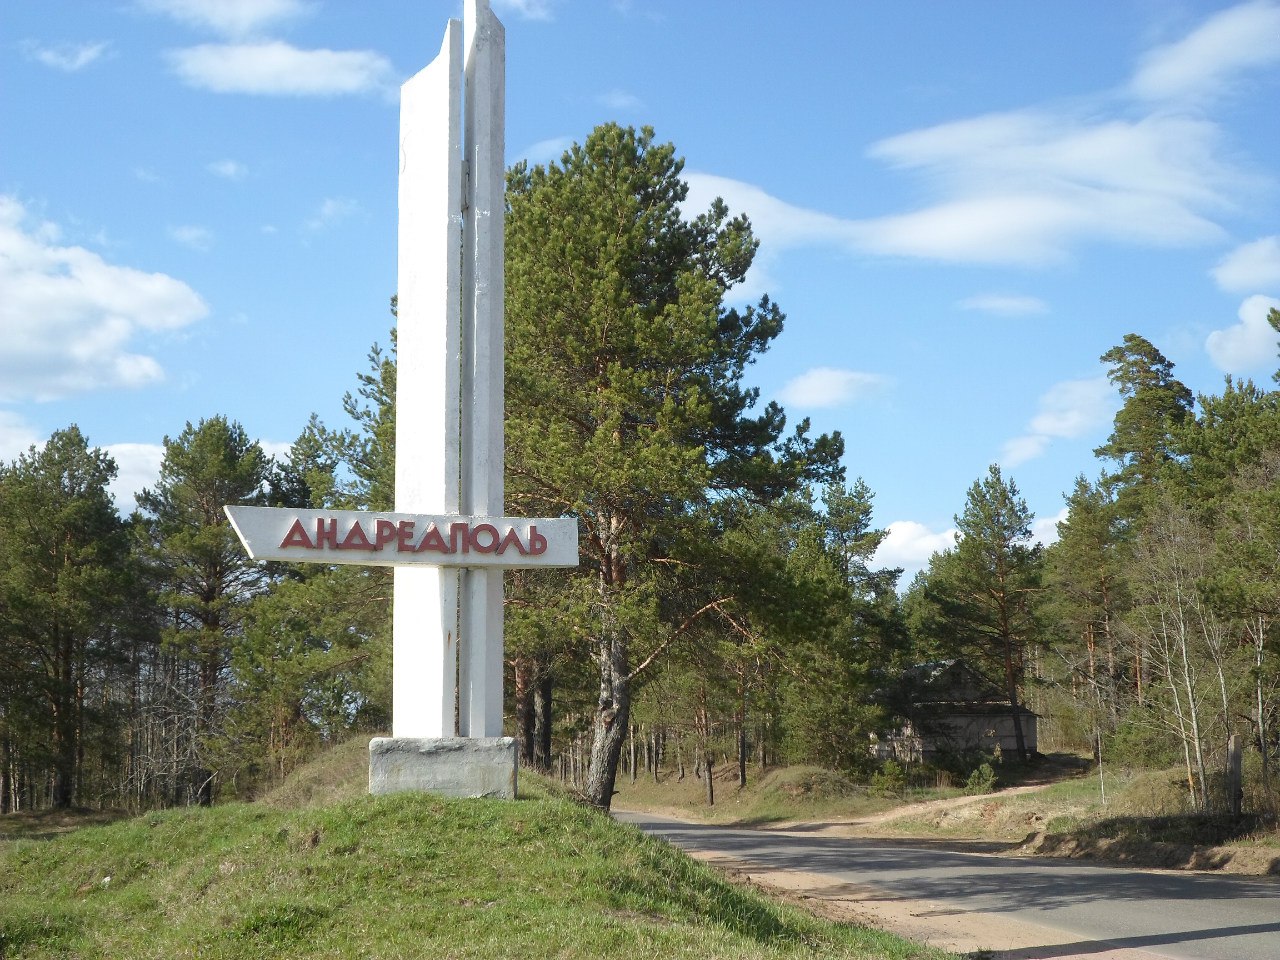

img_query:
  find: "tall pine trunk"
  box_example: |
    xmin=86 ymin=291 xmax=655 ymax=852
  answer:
xmin=533 ymin=672 xmax=554 ymax=772
xmin=582 ymin=630 xmax=630 ymax=809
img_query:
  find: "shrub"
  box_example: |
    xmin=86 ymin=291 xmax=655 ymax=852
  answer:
xmin=964 ymin=762 xmax=997 ymax=795
xmin=869 ymin=760 xmax=906 ymax=797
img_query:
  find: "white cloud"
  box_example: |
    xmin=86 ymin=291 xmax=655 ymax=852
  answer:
xmin=304 ymin=197 xmax=359 ymax=232
xmin=777 ymin=367 xmax=887 ymax=409
xmin=873 ymin=520 xmax=958 ymax=580
xmin=686 ymin=172 xmax=858 ymax=252
xmin=1032 ymin=508 xmax=1068 ymax=549
xmin=597 ymin=89 xmax=643 ymax=111
xmin=139 ymin=0 xmax=310 ymax=37
xmin=169 ymin=224 xmax=213 ymax=250
xmin=208 ymin=159 xmax=248 ymax=180
xmin=0 ymin=195 xmax=209 ymax=402
xmin=515 ymin=136 xmax=574 ymax=167
xmin=493 ymin=0 xmax=558 ymax=20
xmin=167 ymin=42 xmax=394 ymax=96
xmin=0 ymin=412 xmax=41 ymax=462
xmin=686 ymin=113 xmax=1243 ymax=280
xmin=1129 ymin=0 xmax=1280 ymax=103
xmin=957 ymin=293 xmax=1048 ymax=316
xmin=104 ymin=442 xmax=165 ymax=514
xmin=1205 ymin=294 xmax=1280 ymax=372
xmin=677 ymin=5 xmax=1274 ymax=283
xmin=1001 ymin=434 xmax=1050 ymax=466
xmin=684 ymin=171 xmax=865 ymax=298
xmin=865 ymin=110 xmax=1237 ymax=263
xmin=104 ymin=437 xmax=289 ymax=514
xmin=1212 ymin=236 xmax=1280 ymax=292
xmin=259 ymin=439 xmax=295 ymax=462
xmin=23 ymin=40 xmax=110 ymax=71
xmin=1002 ymin=377 xmax=1116 ymax=467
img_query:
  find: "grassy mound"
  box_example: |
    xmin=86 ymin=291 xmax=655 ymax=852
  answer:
xmin=257 ymin=735 xmax=373 ymax=810
xmin=1 ymin=781 xmax=951 ymax=959
xmin=756 ymin=766 xmax=865 ymax=803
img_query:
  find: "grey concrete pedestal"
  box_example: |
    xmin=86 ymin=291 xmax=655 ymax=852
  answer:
xmin=368 ymin=737 xmax=517 ymax=798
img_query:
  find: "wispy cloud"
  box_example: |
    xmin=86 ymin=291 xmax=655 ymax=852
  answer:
xmin=207 ymin=158 xmax=248 ymax=180
xmin=0 ymin=195 xmax=208 ymax=402
xmin=597 ymin=89 xmax=643 ymax=111
xmin=862 ymin=110 xmax=1237 ymax=263
xmin=1002 ymin=377 xmax=1116 ymax=467
xmin=684 ymin=4 xmax=1275 ymax=285
xmin=167 ymin=42 xmax=394 ymax=96
xmin=22 ymin=40 xmax=110 ymax=71
xmin=683 ymin=171 xmax=863 ymax=299
xmin=169 ymin=224 xmax=213 ymax=250
xmin=1205 ymin=294 xmax=1280 ymax=373
xmin=515 ymin=136 xmax=574 ymax=167
xmin=1129 ymin=0 xmax=1280 ymax=103
xmin=493 ymin=0 xmax=558 ymax=21
xmin=777 ymin=367 xmax=888 ymax=409
xmin=957 ymin=293 xmax=1049 ymax=316
xmin=304 ymin=197 xmax=359 ymax=232
xmin=139 ymin=0 xmax=311 ymax=37
xmin=1213 ymin=236 xmax=1280 ymax=292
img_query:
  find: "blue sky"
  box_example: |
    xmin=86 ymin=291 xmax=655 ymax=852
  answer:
xmin=4 ymin=0 xmax=1280 ymax=582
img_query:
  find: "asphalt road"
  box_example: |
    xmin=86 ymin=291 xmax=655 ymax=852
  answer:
xmin=616 ymin=812 xmax=1280 ymax=960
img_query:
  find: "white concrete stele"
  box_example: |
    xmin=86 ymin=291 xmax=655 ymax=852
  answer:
xmin=223 ymin=0 xmax=578 ymax=800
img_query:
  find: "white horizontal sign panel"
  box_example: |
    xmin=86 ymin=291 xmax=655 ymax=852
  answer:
xmin=224 ymin=506 xmax=578 ymax=568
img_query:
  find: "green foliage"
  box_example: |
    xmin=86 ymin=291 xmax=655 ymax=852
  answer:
xmin=0 ymin=427 xmax=144 ymax=809
xmin=504 ymin=123 xmax=843 ymax=807
xmin=905 ymin=465 xmax=1042 ymax=761
xmin=964 ymin=763 xmax=997 ymax=795
xmin=1043 ymin=475 xmax=1128 ymax=738
xmin=1037 ymin=328 xmax=1280 ymax=814
xmin=870 ymin=761 xmax=906 ymax=797
xmin=1103 ymin=714 xmax=1192 ymax=767
xmin=135 ymin=416 xmax=274 ymax=805
xmin=1095 ymin=332 xmax=1194 ymax=518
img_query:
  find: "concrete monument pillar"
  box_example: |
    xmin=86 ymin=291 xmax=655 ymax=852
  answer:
xmin=225 ymin=0 xmax=578 ymax=800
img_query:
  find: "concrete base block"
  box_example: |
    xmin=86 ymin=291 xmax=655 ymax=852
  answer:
xmin=368 ymin=737 xmax=517 ymax=799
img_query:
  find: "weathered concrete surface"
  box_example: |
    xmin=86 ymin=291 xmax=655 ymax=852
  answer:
xmin=369 ymin=736 xmax=516 ymax=798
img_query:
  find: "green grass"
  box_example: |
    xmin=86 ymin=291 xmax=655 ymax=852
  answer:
xmin=0 ymin=774 xmax=955 ymax=959
xmin=614 ymin=764 xmax=920 ymax=826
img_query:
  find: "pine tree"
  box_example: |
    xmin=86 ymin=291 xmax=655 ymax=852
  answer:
xmin=0 ymin=427 xmax=136 ymax=808
xmin=504 ymin=124 xmax=842 ymax=808
xmin=1096 ymin=333 xmax=1194 ymax=519
xmin=136 ymin=416 xmax=272 ymax=804
xmin=913 ymin=465 xmax=1042 ymax=761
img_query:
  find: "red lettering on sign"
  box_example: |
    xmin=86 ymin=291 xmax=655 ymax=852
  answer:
xmin=528 ymin=525 xmax=547 ymax=555
xmin=450 ymin=522 xmax=471 ymax=553
xmin=339 ymin=521 xmax=375 ymax=550
xmin=470 ymin=523 xmax=500 ymax=553
xmin=415 ymin=524 xmax=451 ymax=553
xmin=316 ymin=518 xmax=340 ymax=549
xmin=396 ymin=520 xmax=416 ymax=551
xmin=375 ymin=519 xmax=398 ymax=550
xmin=496 ymin=527 xmax=527 ymax=555
xmin=280 ymin=519 xmax=315 ymax=549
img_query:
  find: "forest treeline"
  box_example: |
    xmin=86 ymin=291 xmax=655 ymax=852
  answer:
xmin=3 ymin=124 xmax=1279 ymax=815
